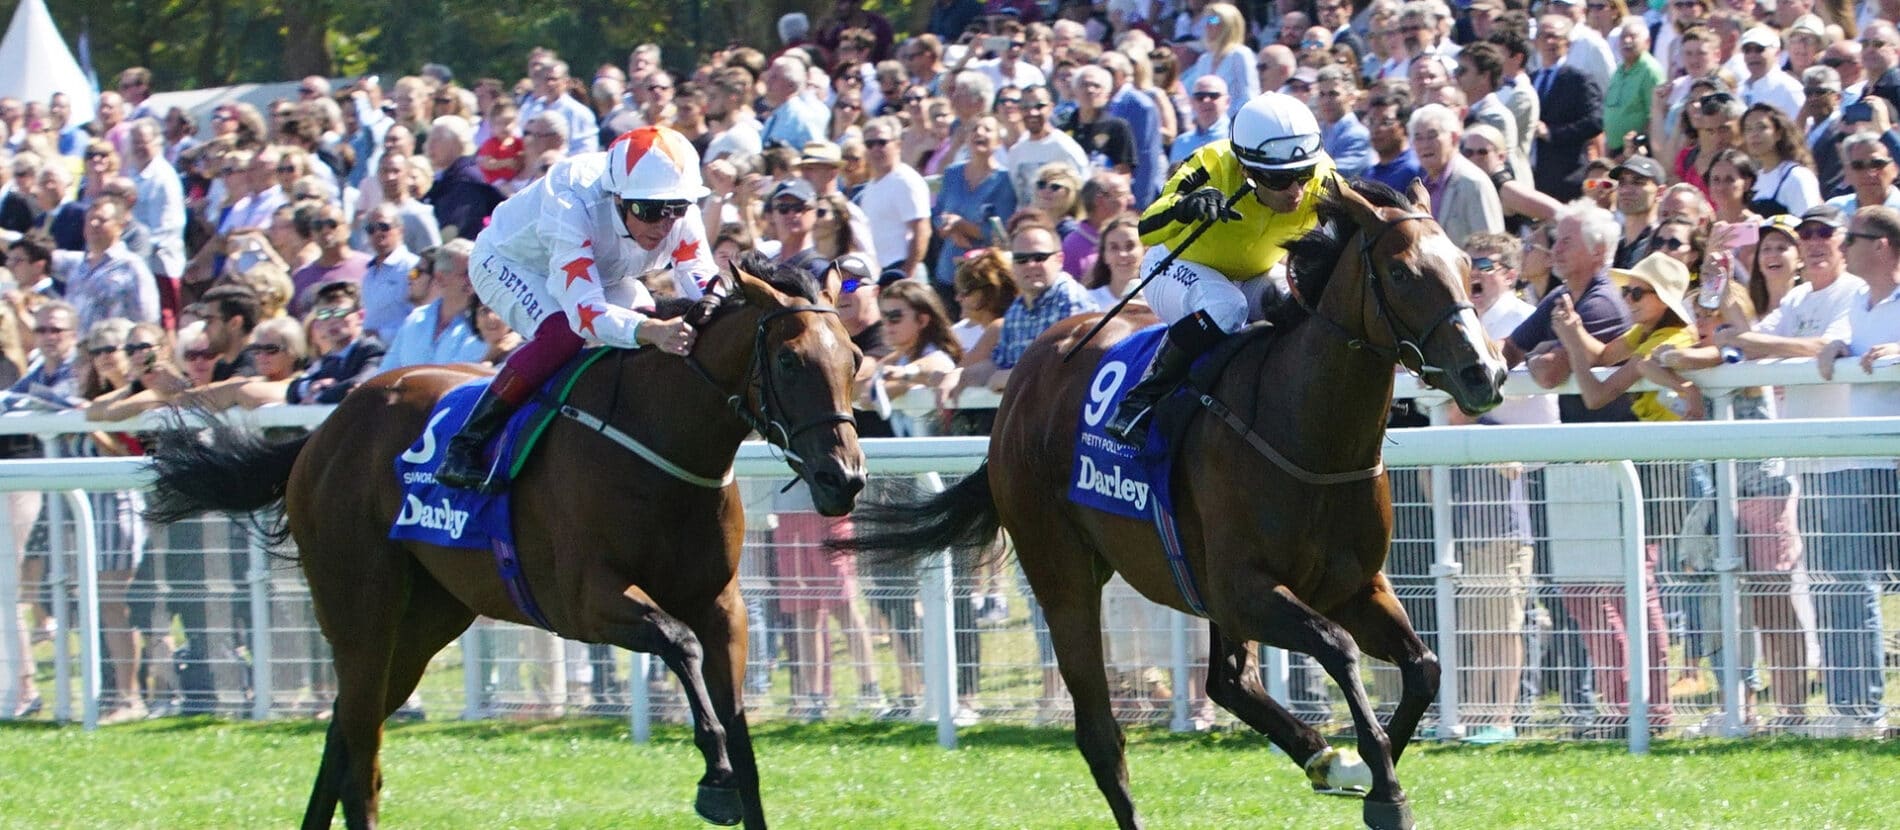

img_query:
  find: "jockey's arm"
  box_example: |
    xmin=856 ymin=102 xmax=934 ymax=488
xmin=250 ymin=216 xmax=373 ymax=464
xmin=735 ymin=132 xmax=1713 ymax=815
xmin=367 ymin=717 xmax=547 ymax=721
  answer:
xmin=1138 ymin=159 xmax=1212 ymax=239
xmin=539 ymin=197 xmax=661 ymax=350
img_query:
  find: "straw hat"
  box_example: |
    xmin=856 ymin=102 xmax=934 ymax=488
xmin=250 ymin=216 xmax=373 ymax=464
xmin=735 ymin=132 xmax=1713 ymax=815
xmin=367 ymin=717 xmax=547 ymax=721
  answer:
xmin=1611 ymin=252 xmax=1694 ymax=327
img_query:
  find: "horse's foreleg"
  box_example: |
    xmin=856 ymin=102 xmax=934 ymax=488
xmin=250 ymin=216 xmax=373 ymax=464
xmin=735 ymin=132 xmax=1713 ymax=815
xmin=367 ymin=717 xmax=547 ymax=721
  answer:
xmin=687 ymin=589 xmax=767 ymax=830
xmin=1225 ymin=583 xmax=1412 ymax=830
xmin=597 ymin=584 xmax=741 ymax=826
xmin=301 ymin=719 xmax=347 ymax=830
xmin=1328 ymin=575 xmax=1438 ymax=764
xmin=1202 ymin=626 xmax=1341 ymax=785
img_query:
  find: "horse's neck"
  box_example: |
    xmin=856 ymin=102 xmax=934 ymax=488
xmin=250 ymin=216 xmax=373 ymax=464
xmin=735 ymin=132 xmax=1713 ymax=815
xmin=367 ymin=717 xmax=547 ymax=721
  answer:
xmin=1242 ymin=272 xmax=1396 ymax=472
xmin=582 ymin=327 xmax=755 ymax=476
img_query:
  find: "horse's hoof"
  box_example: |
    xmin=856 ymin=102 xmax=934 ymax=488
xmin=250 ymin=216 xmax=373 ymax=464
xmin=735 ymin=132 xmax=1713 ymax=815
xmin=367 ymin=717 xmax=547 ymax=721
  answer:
xmin=694 ymin=784 xmax=744 ymax=827
xmin=1304 ymin=746 xmax=1372 ymax=798
xmin=1363 ymin=797 xmax=1414 ymax=830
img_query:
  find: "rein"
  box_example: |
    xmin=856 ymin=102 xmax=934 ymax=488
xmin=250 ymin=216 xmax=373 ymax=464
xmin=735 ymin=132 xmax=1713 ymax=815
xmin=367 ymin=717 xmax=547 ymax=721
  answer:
xmin=1301 ymin=211 xmax=1473 ymax=380
xmin=681 ymin=303 xmax=858 ymax=477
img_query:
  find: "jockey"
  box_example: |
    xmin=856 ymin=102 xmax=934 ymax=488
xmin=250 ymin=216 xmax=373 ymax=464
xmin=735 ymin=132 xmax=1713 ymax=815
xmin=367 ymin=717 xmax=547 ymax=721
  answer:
xmin=1103 ymin=92 xmax=1342 ymax=447
xmin=434 ymin=125 xmax=717 ymax=492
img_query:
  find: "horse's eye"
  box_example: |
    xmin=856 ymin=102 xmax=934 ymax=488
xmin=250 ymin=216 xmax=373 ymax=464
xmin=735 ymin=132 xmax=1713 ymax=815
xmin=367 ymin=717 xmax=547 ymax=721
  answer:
xmin=776 ymin=350 xmax=800 ymax=372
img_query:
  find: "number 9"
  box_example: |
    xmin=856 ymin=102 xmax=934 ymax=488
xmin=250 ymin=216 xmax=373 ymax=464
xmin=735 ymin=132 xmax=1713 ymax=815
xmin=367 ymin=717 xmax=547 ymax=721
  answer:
xmin=1082 ymin=361 xmax=1128 ymax=427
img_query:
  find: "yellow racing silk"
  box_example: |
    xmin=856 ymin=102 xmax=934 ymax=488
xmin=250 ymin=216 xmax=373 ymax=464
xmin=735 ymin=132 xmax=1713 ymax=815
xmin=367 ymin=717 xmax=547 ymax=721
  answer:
xmin=1138 ymin=141 xmax=1340 ymax=281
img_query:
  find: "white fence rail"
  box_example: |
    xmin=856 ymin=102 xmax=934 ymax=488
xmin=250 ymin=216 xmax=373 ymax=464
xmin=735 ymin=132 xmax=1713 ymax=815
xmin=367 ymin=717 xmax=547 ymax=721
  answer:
xmin=2 ymin=359 xmax=1897 ymax=754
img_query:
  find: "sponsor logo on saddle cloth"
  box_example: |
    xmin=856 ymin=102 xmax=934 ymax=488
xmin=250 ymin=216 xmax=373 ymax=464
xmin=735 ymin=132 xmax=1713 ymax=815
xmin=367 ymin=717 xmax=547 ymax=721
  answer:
xmin=1068 ymin=326 xmax=1175 ymax=520
xmin=389 ymin=378 xmax=526 ymax=550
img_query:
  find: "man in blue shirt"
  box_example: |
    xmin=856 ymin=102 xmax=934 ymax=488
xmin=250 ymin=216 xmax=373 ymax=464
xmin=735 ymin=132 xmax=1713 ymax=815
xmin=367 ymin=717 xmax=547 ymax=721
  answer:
xmin=761 ymin=56 xmax=831 ymax=150
xmin=1315 ymin=66 xmax=1372 ymax=177
xmin=1099 ymin=51 xmax=1166 ymax=204
xmin=1168 ymin=76 xmax=1231 ymax=167
xmin=1363 ymin=88 xmax=1423 ymax=192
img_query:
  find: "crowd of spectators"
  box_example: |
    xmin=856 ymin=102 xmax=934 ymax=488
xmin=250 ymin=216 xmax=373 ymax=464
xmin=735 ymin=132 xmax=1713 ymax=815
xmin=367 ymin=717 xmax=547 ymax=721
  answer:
xmin=0 ymin=0 xmax=1896 ymax=735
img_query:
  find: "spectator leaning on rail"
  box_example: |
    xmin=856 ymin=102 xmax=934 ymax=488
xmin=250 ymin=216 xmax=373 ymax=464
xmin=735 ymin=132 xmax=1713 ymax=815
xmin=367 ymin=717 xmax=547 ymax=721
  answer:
xmin=433 ymin=126 xmax=713 ymax=493
xmin=1104 ymin=92 xmax=1340 ymax=447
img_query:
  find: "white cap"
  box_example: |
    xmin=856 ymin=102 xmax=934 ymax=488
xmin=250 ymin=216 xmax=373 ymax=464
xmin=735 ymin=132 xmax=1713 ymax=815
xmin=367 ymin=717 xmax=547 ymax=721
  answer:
xmin=1231 ymin=92 xmax=1324 ymax=172
xmin=603 ymin=126 xmax=711 ymax=201
xmin=1739 ymin=26 xmax=1781 ymax=52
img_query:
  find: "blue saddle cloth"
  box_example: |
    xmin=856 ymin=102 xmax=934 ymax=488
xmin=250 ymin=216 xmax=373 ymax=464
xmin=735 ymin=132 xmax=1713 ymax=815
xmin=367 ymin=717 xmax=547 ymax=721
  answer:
xmin=388 ymin=378 xmax=532 ymax=551
xmin=1067 ymin=325 xmax=1207 ymax=613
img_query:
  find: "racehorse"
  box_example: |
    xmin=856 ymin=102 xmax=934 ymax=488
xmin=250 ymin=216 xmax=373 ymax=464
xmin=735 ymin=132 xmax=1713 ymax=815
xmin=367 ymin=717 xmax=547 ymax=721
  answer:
xmin=144 ymin=261 xmax=866 ymax=830
xmin=840 ymin=179 xmax=1507 ymax=830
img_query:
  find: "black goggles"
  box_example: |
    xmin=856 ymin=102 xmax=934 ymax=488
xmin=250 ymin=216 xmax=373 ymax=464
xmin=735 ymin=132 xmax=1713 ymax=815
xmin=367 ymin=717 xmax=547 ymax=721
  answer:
xmin=621 ymin=199 xmax=693 ymax=223
xmin=1244 ymin=166 xmax=1317 ymax=191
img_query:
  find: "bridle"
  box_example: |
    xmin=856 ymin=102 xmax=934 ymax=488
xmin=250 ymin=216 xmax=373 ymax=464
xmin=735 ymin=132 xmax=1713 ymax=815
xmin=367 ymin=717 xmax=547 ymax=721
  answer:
xmin=682 ymin=302 xmax=858 ymax=474
xmin=1305 ymin=208 xmax=1473 ymax=380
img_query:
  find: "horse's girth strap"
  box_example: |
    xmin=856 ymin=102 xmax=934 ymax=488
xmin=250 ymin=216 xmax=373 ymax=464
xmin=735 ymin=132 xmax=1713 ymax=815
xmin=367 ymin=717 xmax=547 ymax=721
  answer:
xmin=1196 ymin=394 xmax=1384 ymax=486
xmin=557 ymin=404 xmax=735 ymax=489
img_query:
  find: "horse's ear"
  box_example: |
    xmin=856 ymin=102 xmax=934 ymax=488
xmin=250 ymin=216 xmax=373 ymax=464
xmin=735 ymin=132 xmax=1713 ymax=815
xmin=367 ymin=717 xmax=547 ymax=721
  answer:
xmin=1328 ymin=176 xmax=1382 ymax=229
xmin=735 ymin=267 xmax=790 ymax=310
xmin=1407 ymin=177 xmax=1431 ymax=213
xmin=817 ymin=262 xmax=843 ymax=304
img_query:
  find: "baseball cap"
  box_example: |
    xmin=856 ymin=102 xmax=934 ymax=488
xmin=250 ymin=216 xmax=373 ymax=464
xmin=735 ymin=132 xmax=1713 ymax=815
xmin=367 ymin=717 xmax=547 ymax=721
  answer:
xmin=1614 ymin=155 xmax=1665 ymax=183
xmin=1740 ymin=26 xmax=1781 ymax=51
xmin=768 ymin=178 xmax=817 ymax=205
xmin=1798 ymin=204 xmax=1847 ymax=230
xmin=1788 ymin=14 xmax=1827 ymax=40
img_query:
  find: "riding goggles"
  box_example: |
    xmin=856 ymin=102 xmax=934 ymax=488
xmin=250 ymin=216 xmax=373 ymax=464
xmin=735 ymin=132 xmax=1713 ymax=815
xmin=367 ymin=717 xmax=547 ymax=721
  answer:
xmin=621 ymin=199 xmax=693 ymax=223
xmin=1233 ymin=133 xmax=1323 ymax=173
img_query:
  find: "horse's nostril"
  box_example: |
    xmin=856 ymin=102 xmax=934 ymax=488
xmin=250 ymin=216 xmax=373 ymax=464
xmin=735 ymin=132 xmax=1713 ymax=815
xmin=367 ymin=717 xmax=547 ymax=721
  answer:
xmin=1460 ymin=364 xmax=1494 ymax=390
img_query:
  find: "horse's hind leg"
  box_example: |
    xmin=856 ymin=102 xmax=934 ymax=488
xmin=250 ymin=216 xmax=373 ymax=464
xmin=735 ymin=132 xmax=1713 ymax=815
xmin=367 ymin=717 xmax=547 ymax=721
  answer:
xmin=591 ymin=584 xmax=741 ymax=826
xmin=1225 ymin=583 xmax=1413 ymax=830
xmin=1203 ymin=626 xmax=1370 ymax=796
xmin=1327 ymin=574 xmax=1438 ymax=764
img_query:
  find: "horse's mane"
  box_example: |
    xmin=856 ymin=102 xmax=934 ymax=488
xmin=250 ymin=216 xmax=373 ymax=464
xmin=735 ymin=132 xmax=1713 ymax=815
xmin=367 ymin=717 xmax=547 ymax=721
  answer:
xmin=647 ymin=251 xmax=822 ymax=321
xmin=1269 ymin=178 xmax=1415 ymax=329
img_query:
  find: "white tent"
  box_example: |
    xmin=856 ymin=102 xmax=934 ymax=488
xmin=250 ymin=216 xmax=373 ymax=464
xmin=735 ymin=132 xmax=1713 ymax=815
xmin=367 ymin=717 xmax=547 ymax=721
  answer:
xmin=0 ymin=0 xmax=95 ymax=125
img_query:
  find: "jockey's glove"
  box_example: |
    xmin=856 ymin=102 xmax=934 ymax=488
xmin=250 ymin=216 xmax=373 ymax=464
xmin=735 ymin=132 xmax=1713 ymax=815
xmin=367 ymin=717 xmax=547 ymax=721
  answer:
xmin=1173 ymin=187 xmax=1242 ymax=224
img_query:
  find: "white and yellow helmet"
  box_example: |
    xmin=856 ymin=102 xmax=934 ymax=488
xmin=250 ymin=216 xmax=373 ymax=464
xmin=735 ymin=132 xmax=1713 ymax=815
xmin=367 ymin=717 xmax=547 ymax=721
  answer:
xmin=1231 ymin=92 xmax=1323 ymax=173
xmin=603 ymin=126 xmax=711 ymax=201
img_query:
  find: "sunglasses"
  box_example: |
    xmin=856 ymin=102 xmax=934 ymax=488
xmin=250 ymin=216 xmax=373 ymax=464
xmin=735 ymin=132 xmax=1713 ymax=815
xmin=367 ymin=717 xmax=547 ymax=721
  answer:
xmin=1620 ymin=285 xmax=1653 ymax=302
xmin=770 ymin=202 xmax=812 ymax=215
xmin=1796 ymin=225 xmax=1839 ymax=241
xmin=648 ymin=84 xmax=673 ymax=92
xmin=1191 ymin=91 xmax=1224 ymax=101
xmin=1010 ymin=251 xmax=1056 ymax=264
xmin=1250 ymin=167 xmax=1315 ymax=191
xmin=1653 ymin=236 xmax=1690 ymax=251
xmin=1584 ymin=178 xmax=1617 ymax=191
xmin=433 ymin=97 xmax=452 ymax=105
xmin=1696 ymin=92 xmax=1736 ymax=114
xmin=1821 ymin=56 xmax=1856 ymax=68
xmin=623 ymin=200 xmax=692 ymax=222
xmin=1022 ymin=102 xmax=1049 ymax=112
xmin=313 ymin=306 xmax=360 ymax=320
xmin=995 ymin=98 xmax=1022 ymax=107
xmin=184 ymin=349 xmax=218 ymax=361
xmin=863 ymin=138 xmax=891 ymax=149
xmin=1472 ymin=256 xmax=1500 ymax=271
xmin=366 ymin=222 xmax=396 ymax=233
xmin=1805 ymin=87 xmax=1840 ymax=97
xmin=1851 ymin=158 xmax=1894 ymax=171
xmin=85 ymin=151 xmax=112 ymax=160
xmin=88 ymin=344 xmax=130 ymax=357
xmin=1036 ymin=180 xmax=1069 ymax=191
xmin=32 ymin=326 xmax=71 ymax=335
xmin=245 ymin=343 xmax=286 ymax=356
xmin=311 ymin=218 xmax=341 ymax=230
xmin=276 ymin=165 xmax=299 ymax=174
xmin=1845 ymin=230 xmax=1887 ymax=245
xmin=902 ymin=95 xmax=927 ymax=104
xmin=880 ymin=309 xmax=910 ymax=323
xmin=1460 ymin=145 xmax=1493 ymax=158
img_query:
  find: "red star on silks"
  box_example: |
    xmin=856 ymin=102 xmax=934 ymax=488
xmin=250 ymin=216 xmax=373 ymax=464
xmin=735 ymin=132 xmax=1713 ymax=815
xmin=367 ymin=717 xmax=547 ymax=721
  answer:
xmin=561 ymin=256 xmax=596 ymax=290
xmin=581 ymin=239 xmax=592 ymax=248
xmin=575 ymin=303 xmax=605 ymax=336
xmin=611 ymin=127 xmax=690 ymax=175
xmin=671 ymin=238 xmax=700 ymax=263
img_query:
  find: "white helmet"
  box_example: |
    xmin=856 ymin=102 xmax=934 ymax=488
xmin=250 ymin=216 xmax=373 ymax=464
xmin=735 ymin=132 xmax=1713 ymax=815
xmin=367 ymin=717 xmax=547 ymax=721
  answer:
xmin=603 ymin=126 xmax=711 ymax=201
xmin=1231 ymin=92 xmax=1324 ymax=172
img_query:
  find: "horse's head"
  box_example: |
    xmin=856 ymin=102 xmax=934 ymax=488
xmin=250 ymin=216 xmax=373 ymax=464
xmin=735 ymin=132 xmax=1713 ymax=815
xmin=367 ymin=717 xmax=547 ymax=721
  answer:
xmin=1329 ymin=178 xmax=1507 ymax=416
xmin=720 ymin=264 xmax=867 ymax=516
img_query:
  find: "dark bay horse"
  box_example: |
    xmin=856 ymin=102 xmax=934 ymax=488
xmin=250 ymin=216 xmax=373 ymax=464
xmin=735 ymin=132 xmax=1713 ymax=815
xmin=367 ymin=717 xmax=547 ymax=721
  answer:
xmin=144 ymin=264 xmax=866 ymax=830
xmin=842 ymin=180 xmax=1506 ymax=830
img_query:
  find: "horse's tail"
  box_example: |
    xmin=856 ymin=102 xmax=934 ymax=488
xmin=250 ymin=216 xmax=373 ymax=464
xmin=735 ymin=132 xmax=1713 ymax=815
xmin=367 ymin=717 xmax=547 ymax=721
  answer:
xmin=142 ymin=409 xmax=309 ymax=546
xmin=834 ymin=462 xmax=1001 ymax=565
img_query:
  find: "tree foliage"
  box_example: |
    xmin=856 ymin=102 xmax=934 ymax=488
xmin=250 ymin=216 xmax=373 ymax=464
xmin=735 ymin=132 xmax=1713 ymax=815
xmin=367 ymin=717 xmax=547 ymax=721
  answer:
xmin=17 ymin=0 xmax=930 ymax=91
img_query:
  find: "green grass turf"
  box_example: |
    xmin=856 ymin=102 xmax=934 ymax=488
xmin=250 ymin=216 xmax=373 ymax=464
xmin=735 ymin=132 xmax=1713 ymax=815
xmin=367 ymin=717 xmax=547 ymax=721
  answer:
xmin=2 ymin=717 xmax=1895 ymax=829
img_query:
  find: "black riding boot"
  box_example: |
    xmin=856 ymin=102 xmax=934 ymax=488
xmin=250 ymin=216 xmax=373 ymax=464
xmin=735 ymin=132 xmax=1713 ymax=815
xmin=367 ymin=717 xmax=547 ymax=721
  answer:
xmin=433 ymin=389 xmax=521 ymax=494
xmin=1104 ymin=311 xmax=1225 ymax=448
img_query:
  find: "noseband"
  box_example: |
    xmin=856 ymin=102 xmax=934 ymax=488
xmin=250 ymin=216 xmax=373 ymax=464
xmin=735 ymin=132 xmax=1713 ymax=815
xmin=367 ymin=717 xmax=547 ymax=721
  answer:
xmin=684 ymin=303 xmax=858 ymax=472
xmin=1313 ymin=210 xmax=1474 ymax=380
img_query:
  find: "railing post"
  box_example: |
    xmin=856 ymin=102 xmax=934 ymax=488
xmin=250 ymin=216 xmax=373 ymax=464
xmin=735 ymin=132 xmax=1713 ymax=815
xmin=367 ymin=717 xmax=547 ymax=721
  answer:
xmin=45 ymin=437 xmax=71 ymax=724
xmin=1168 ymin=610 xmax=1190 ymax=732
xmin=0 ymin=490 xmax=21 ymax=718
xmin=629 ymin=651 xmax=652 ymax=743
xmin=917 ymin=472 xmax=957 ymax=749
xmin=62 ymin=491 xmax=100 ymax=730
xmin=1428 ymin=402 xmax=1460 ymax=739
xmin=247 ymin=526 xmax=273 ymax=721
xmin=1707 ymin=392 xmax=1746 ymax=737
xmin=1617 ymin=461 xmax=1650 ymax=754
xmin=460 ymin=628 xmax=485 ymax=720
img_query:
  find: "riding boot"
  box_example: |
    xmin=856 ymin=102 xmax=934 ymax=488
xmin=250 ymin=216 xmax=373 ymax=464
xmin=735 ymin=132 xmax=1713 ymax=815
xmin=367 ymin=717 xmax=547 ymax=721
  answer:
xmin=1104 ymin=311 xmax=1225 ymax=448
xmin=434 ymin=313 xmax=586 ymax=493
xmin=432 ymin=389 xmax=521 ymax=493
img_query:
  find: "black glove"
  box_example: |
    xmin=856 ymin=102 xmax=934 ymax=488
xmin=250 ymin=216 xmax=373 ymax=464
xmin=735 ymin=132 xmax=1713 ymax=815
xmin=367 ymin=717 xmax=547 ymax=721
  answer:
xmin=1173 ymin=187 xmax=1240 ymax=224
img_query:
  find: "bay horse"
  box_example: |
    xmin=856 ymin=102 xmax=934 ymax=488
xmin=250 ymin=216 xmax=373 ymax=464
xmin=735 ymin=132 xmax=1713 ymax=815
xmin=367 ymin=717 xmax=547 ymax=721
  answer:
xmin=144 ymin=262 xmax=866 ymax=830
xmin=841 ymin=179 xmax=1506 ymax=830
